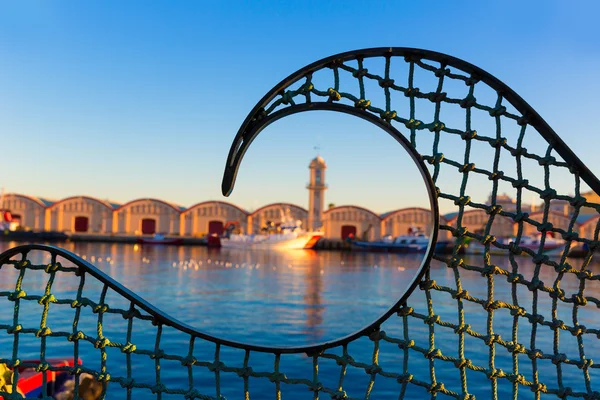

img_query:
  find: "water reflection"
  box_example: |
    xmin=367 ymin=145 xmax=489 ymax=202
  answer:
xmin=302 ymin=253 xmax=324 ymax=338
xmin=0 ymin=241 xmax=424 ymax=346
xmin=1 ymin=241 xmax=600 ymax=398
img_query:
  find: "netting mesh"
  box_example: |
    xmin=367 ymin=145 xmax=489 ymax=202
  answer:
xmin=2 ymin=50 xmax=600 ymax=399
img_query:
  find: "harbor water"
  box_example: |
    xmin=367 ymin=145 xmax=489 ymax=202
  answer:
xmin=1 ymin=241 xmax=598 ymax=399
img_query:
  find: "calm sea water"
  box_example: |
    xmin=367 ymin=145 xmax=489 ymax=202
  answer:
xmin=1 ymin=241 xmax=599 ymax=399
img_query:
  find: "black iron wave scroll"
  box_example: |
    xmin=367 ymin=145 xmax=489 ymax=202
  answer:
xmin=222 ymin=47 xmax=600 ymax=195
xmin=220 ymin=47 xmax=600 ymax=399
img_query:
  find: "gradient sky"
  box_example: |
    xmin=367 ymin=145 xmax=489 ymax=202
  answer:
xmin=2 ymin=1 xmax=600 ymax=214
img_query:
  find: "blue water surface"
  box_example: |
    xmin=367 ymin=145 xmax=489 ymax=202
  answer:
xmin=1 ymin=241 xmax=598 ymax=399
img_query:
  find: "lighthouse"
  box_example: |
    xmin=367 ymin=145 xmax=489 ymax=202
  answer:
xmin=307 ymin=156 xmax=327 ymax=231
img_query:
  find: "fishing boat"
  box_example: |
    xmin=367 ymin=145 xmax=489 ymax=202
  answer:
xmin=351 ymin=227 xmax=447 ymax=253
xmin=517 ymin=232 xmax=564 ymax=252
xmin=0 ymin=211 xmax=11 ymax=233
xmin=465 ymin=232 xmax=566 ymax=256
xmin=463 ymin=238 xmax=510 ymax=255
xmin=218 ymin=209 xmax=323 ymax=250
xmin=0 ymin=358 xmax=103 ymax=399
xmin=0 ymin=188 xmax=14 ymax=232
xmin=136 ymin=233 xmax=183 ymax=245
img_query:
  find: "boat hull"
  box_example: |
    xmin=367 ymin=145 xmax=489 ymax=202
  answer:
xmin=0 ymin=358 xmax=83 ymax=399
xmin=465 ymin=241 xmax=568 ymax=256
xmin=136 ymin=237 xmax=183 ymax=245
xmin=351 ymin=240 xmax=449 ymax=253
xmin=220 ymin=233 xmax=323 ymax=250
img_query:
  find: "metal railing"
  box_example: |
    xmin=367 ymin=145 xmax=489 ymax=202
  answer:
xmin=2 ymin=48 xmax=600 ymax=399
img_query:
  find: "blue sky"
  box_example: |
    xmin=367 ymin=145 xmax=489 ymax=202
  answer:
xmin=2 ymin=1 xmax=600 ymax=214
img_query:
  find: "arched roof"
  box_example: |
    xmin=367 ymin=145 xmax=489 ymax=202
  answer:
xmin=250 ymin=202 xmax=308 ymax=216
xmin=444 ymin=209 xmax=488 ymax=223
xmin=183 ymin=200 xmax=248 ymax=215
xmin=445 ymin=209 xmax=572 ymax=224
xmin=528 ymin=210 xmax=574 ymax=222
xmin=3 ymin=193 xmax=49 ymax=208
xmin=324 ymin=205 xmax=381 ymax=220
xmin=380 ymin=207 xmax=433 ymax=221
xmin=582 ymin=190 xmax=600 ymax=202
xmin=577 ymin=214 xmax=600 ymax=227
xmin=46 ymin=195 xmax=114 ymax=210
xmin=114 ymin=198 xmax=182 ymax=213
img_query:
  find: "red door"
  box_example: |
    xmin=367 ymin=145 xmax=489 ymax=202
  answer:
xmin=208 ymin=221 xmax=224 ymax=235
xmin=74 ymin=216 xmax=89 ymax=232
xmin=341 ymin=225 xmax=357 ymax=239
xmin=141 ymin=219 xmax=156 ymax=235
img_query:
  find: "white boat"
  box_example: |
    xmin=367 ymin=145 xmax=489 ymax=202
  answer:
xmin=465 ymin=232 xmax=566 ymax=256
xmin=463 ymin=239 xmax=510 ymax=255
xmin=0 ymin=188 xmax=15 ymax=231
xmin=517 ymin=233 xmax=564 ymax=252
xmin=219 ymin=209 xmax=323 ymax=250
xmin=351 ymin=227 xmax=447 ymax=253
xmin=221 ymin=231 xmax=323 ymax=250
xmin=137 ymin=233 xmax=183 ymax=245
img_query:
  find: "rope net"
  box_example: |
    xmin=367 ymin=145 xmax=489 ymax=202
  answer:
xmin=2 ymin=50 xmax=600 ymax=399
